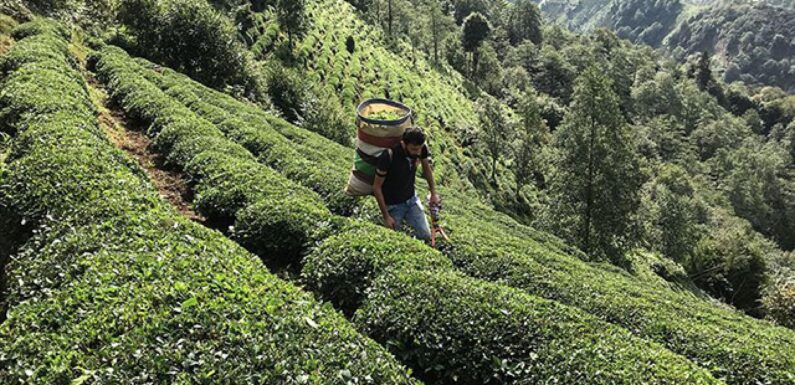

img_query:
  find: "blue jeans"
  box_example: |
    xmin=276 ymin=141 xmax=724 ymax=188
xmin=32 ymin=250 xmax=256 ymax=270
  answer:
xmin=387 ymin=194 xmax=432 ymax=241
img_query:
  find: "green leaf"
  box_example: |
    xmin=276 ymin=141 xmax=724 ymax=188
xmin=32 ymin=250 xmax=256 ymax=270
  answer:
xmin=71 ymin=373 xmax=92 ymax=385
xmin=182 ymin=297 xmax=198 ymax=309
xmin=174 ymin=281 xmax=188 ymax=291
xmin=305 ymin=316 xmax=318 ymax=328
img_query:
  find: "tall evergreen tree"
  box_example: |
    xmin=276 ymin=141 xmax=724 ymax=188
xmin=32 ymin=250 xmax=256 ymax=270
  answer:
xmin=477 ymin=97 xmax=511 ymax=185
xmin=506 ymin=0 xmax=542 ymax=45
xmin=548 ymin=65 xmax=647 ymax=264
xmin=462 ymin=12 xmax=490 ymax=77
xmin=423 ymin=0 xmax=455 ymax=65
xmin=695 ymin=51 xmax=712 ymax=91
xmin=276 ymin=0 xmax=306 ymax=48
xmin=512 ymin=91 xmax=549 ymax=191
xmin=692 ymin=51 xmax=728 ymax=107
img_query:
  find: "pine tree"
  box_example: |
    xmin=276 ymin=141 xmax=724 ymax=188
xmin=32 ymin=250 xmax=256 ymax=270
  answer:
xmin=477 ymin=97 xmax=511 ymax=185
xmin=462 ymin=12 xmax=490 ymax=77
xmin=276 ymin=0 xmax=307 ymax=48
xmin=549 ymin=65 xmax=647 ymax=264
xmin=507 ymin=0 xmax=543 ymax=45
xmin=512 ymin=92 xmax=549 ymax=191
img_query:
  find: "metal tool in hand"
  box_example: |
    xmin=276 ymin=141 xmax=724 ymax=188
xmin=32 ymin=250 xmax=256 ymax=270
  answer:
xmin=427 ymin=194 xmax=449 ymax=248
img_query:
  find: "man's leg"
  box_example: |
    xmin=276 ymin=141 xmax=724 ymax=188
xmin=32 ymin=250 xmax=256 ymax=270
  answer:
xmin=387 ymin=201 xmax=408 ymax=230
xmin=404 ymin=195 xmax=432 ymax=242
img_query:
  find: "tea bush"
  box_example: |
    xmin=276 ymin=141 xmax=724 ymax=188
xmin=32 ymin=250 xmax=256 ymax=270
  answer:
xmin=358 ymin=268 xmax=721 ymax=385
xmin=93 ymin=46 xmax=334 ymax=265
xmin=302 ymin=221 xmax=452 ymax=312
xmin=116 ymin=0 xmax=254 ymax=90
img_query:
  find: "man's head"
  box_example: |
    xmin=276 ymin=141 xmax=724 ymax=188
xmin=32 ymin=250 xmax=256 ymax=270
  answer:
xmin=401 ymin=126 xmax=426 ymax=158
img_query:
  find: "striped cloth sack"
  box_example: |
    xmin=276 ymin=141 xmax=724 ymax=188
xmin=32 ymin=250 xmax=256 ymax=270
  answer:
xmin=345 ymin=98 xmax=414 ymax=196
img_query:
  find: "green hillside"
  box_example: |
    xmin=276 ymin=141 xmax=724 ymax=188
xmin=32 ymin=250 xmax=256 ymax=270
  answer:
xmin=0 ymin=1 xmax=794 ymax=384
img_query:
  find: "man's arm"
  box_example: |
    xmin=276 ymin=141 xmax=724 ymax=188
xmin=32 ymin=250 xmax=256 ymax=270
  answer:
xmin=421 ymin=158 xmax=440 ymax=205
xmin=373 ymin=172 xmax=396 ymax=229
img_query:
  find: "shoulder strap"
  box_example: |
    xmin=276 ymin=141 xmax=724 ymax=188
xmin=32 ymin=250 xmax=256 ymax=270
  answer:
xmin=376 ymin=148 xmax=392 ymax=177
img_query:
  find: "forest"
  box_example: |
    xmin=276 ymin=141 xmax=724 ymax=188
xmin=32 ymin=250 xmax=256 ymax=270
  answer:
xmin=539 ymin=0 xmax=795 ymax=92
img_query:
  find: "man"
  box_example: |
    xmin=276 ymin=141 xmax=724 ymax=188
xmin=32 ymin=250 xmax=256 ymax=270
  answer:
xmin=373 ymin=126 xmax=440 ymax=242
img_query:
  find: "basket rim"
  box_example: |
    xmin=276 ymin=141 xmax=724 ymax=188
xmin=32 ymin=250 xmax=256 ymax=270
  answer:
xmin=356 ymin=98 xmax=413 ymax=126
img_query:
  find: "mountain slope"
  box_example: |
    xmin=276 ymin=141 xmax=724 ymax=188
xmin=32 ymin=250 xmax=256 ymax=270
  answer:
xmin=537 ymin=0 xmax=795 ymax=91
xmin=0 ymin=21 xmax=420 ymax=383
xmin=666 ymin=2 xmax=795 ymax=91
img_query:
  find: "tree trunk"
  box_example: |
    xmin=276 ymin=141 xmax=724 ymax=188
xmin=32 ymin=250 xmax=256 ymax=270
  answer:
xmin=583 ymin=114 xmax=596 ymax=254
xmin=466 ymin=51 xmax=471 ymax=77
xmin=388 ymin=0 xmax=393 ymax=37
xmin=432 ymin=17 xmax=438 ymax=64
xmin=492 ymin=156 xmax=497 ymax=185
xmin=472 ymin=49 xmax=480 ymax=78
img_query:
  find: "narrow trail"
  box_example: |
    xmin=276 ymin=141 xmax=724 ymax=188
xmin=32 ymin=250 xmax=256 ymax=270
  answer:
xmin=86 ymin=74 xmax=205 ymax=223
xmin=85 ymin=70 xmax=297 ymax=280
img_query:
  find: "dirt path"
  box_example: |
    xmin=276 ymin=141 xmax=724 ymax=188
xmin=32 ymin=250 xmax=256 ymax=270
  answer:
xmin=86 ymin=74 xmax=205 ymax=222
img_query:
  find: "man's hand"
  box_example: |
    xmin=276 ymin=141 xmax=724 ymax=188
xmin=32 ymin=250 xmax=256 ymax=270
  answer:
xmin=429 ymin=193 xmax=441 ymax=207
xmin=384 ymin=214 xmax=397 ymax=229
xmin=421 ymin=158 xmax=440 ymax=208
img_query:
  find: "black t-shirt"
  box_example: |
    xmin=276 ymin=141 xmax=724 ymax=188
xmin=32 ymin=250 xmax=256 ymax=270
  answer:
xmin=376 ymin=143 xmax=430 ymax=205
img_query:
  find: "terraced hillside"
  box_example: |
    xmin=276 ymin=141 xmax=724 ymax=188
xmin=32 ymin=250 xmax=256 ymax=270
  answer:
xmin=0 ymin=20 xmax=418 ymax=384
xmin=295 ymin=0 xmax=486 ymax=192
xmin=0 ymin=6 xmax=794 ymax=385
xmin=90 ymin=44 xmax=726 ymax=385
xmin=89 ymin=43 xmax=795 ymax=385
xmin=245 ymin=0 xmax=535 ymax=212
xmin=243 ymin=0 xmax=554 ymax=223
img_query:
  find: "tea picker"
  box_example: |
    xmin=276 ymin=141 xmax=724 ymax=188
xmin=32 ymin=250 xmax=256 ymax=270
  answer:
xmin=347 ymin=99 xmax=448 ymax=247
